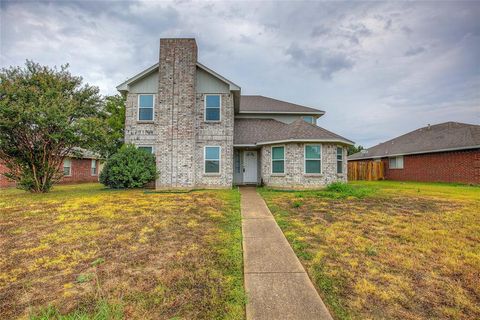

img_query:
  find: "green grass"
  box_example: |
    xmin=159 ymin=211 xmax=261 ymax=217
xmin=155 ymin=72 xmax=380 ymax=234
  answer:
xmin=259 ymin=181 xmax=480 ymax=319
xmin=1 ymin=183 xmax=245 ymax=319
xmin=30 ymin=300 xmax=123 ymax=320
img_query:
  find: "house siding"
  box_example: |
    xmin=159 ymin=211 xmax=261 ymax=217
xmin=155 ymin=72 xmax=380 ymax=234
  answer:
xmin=261 ymin=143 xmax=347 ymax=188
xmin=381 ymin=149 xmax=480 ymax=184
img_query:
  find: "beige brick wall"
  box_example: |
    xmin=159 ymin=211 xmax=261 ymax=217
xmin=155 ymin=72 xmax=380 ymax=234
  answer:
xmin=124 ymin=39 xmax=234 ymax=189
xmin=261 ymin=143 xmax=347 ymax=188
xmin=194 ymin=93 xmax=234 ymax=187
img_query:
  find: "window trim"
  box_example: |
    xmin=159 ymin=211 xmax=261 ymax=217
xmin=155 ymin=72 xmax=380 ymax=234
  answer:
xmin=304 ymin=144 xmax=322 ymax=175
xmin=302 ymin=116 xmax=315 ymax=124
xmin=389 ymin=156 xmax=404 ymax=169
xmin=137 ymin=94 xmax=155 ymax=122
xmin=271 ymin=145 xmax=285 ymax=175
xmin=204 ymin=94 xmax=222 ymax=122
xmin=63 ymin=158 xmax=72 ymax=177
xmin=204 ymin=145 xmax=221 ymax=175
xmin=336 ymin=146 xmax=344 ymax=174
xmin=137 ymin=145 xmax=155 ymax=154
xmin=91 ymin=159 xmax=97 ymax=176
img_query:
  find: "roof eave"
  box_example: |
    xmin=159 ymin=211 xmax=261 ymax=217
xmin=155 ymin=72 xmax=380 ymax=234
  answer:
xmin=116 ymin=63 xmax=160 ymax=93
xmin=238 ymin=110 xmax=325 ymax=115
xmin=196 ymin=62 xmax=241 ymax=91
xmin=348 ymin=145 xmax=480 ymax=160
xmin=256 ymin=138 xmax=354 ymax=146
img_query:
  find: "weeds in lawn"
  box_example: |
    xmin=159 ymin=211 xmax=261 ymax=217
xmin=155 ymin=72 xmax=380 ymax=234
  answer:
xmin=0 ymin=183 xmax=245 ymax=319
xmin=30 ymin=300 xmax=123 ymax=320
xmin=259 ymin=181 xmax=480 ymax=319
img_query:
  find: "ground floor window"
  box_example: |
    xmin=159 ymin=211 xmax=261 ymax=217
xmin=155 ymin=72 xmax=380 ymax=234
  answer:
xmin=91 ymin=159 xmax=97 ymax=176
xmin=138 ymin=146 xmax=154 ymax=154
xmin=337 ymin=147 xmax=343 ymax=174
xmin=271 ymin=146 xmax=285 ymax=174
xmin=389 ymin=156 xmax=404 ymax=169
xmin=63 ymin=158 xmax=72 ymax=176
xmin=305 ymin=145 xmax=321 ymax=174
xmin=205 ymin=146 xmax=221 ymax=173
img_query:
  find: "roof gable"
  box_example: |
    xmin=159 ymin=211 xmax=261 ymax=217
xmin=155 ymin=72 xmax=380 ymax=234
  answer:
xmin=349 ymin=122 xmax=480 ymax=160
xmin=116 ymin=62 xmax=240 ymax=93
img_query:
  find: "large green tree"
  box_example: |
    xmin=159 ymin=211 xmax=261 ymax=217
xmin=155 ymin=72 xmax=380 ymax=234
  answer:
xmin=348 ymin=144 xmax=364 ymax=156
xmin=93 ymin=94 xmax=125 ymax=158
xmin=0 ymin=61 xmax=104 ymax=192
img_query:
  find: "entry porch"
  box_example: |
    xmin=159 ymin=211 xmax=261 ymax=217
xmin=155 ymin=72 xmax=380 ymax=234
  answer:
xmin=233 ymin=147 xmax=262 ymax=186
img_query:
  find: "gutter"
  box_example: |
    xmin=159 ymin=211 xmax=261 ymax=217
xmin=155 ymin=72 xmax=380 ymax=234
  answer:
xmin=255 ymin=138 xmax=354 ymax=146
xmin=348 ymin=145 xmax=480 ymax=160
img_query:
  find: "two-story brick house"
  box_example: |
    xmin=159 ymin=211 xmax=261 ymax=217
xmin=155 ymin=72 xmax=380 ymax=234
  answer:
xmin=117 ymin=38 xmax=353 ymax=189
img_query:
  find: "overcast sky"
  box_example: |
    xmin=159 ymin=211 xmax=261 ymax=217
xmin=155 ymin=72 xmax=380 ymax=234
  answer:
xmin=1 ymin=0 xmax=479 ymax=146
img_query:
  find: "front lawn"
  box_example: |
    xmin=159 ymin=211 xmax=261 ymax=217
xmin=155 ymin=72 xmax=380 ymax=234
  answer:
xmin=0 ymin=183 xmax=245 ymax=319
xmin=259 ymin=181 xmax=480 ymax=319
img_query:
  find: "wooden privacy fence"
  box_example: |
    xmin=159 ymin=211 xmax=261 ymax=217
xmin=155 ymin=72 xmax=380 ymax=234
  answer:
xmin=348 ymin=161 xmax=385 ymax=181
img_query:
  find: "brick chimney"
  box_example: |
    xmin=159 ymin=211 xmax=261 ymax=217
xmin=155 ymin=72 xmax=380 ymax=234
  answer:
xmin=156 ymin=38 xmax=198 ymax=189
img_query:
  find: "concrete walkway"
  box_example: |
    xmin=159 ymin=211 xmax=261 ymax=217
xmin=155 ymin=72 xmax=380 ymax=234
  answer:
xmin=240 ymin=187 xmax=333 ymax=320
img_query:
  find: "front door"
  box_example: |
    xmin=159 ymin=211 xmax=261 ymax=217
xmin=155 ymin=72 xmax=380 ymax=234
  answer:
xmin=243 ymin=151 xmax=258 ymax=184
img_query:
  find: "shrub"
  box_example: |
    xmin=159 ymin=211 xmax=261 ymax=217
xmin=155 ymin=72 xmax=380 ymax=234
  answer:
xmin=100 ymin=144 xmax=157 ymax=188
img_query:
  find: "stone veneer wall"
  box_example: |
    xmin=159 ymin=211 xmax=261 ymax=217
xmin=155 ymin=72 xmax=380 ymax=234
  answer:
xmin=194 ymin=93 xmax=234 ymax=188
xmin=261 ymin=143 xmax=347 ymax=188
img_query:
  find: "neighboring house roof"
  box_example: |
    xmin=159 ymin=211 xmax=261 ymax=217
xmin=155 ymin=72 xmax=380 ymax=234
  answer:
xmin=234 ymin=118 xmax=354 ymax=146
xmin=239 ymin=95 xmax=324 ymax=115
xmin=349 ymin=122 xmax=480 ymax=160
xmin=69 ymin=148 xmax=102 ymax=160
xmin=116 ymin=62 xmax=240 ymax=93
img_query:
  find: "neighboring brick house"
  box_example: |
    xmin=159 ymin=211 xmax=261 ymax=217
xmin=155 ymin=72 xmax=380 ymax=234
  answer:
xmin=117 ymin=38 xmax=353 ymax=189
xmin=0 ymin=151 xmax=102 ymax=188
xmin=348 ymin=122 xmax=480 ymax=184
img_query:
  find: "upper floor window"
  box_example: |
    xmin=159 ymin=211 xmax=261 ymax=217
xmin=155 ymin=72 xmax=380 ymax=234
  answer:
xmin=63 ymin=158 xmax=72 ymax=176
xmin=305 ymin=145 xmax=321 ymax=174
xmin=138 ymin=146 xmax=154 ymax=154
xmin=271 ymin=146 xmax=285 ymax=174
xmin=91 ymin=159 xmax=97 ymax=176
xmin=389 ymin=156 xmax=404 ymax=169
xmin=302 ymin=116 xmax=315 ymax=124
xmin=205 ymin=146 xmax=221 ymax=174
xmin=205 ymin=94 xmax=221 ymax=121
xmin=336 ymin=147 xmax=343 ymax=174
xmin=138 ymin=94 xmax=154 ymax=121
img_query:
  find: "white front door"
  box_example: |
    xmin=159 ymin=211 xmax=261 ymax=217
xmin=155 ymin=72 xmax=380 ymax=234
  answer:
xmin=243 ymin=151 xmax=258 ymax=184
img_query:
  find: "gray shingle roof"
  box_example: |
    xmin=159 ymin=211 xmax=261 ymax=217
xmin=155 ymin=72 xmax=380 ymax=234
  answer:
xmin=240 ymin=95 xmax=324 ymax=114
xmin=349 ymin=122 xmax=480 ymax=160
xmin=234 ymin=118 xmax=354 ymax=145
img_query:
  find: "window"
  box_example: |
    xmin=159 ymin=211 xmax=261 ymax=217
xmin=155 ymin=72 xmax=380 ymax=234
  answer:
xmin=138 ymin=146 xmax=154 ymax=154
xmin=138 ymin=94 xmax=154 ymax=121
xmin=271 ymin=146 xmax=285 ymax=174
xmin=305 ymin=145 xmax=321 ymax=174
xmin=336 ymin=147 xmax=343 ymax=174
xmin=389 ymin=156 xmax=404 ymax=169
xmin=205 ymin=146 xmax=221 ymax=173
xmin=63 ymin=158 xmax=72 ymax=176
xmin=91 ymin=159 xmax=97 ymax=176
xmin=234 ymin=151 xmax=241 ymax=174
xmin=205 ymin=95 xmax=221 ymax=121
xmin=302 ymin=116 xmax=315 ymax=124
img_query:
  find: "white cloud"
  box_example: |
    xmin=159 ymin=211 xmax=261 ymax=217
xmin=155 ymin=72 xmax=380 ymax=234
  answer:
xmin=1 ymin=0 xmax=478 ymax=146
